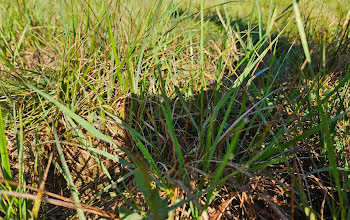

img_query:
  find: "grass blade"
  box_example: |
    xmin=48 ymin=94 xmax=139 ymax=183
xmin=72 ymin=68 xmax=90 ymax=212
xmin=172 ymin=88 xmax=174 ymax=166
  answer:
xmin=53 ymin=125 xmax=86 ymax=220
xmin=292 ymin=0 xmax=311 ymax=63
xmin=0 ymin=108 xmax=12 ymax=181
xmin=204 ymin=120 xmax=246 ymax=210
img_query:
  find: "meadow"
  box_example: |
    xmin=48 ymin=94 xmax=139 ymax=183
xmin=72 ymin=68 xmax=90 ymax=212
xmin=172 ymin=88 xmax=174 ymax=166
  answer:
xmin=0 ymin=0 xmax=349 ymax=219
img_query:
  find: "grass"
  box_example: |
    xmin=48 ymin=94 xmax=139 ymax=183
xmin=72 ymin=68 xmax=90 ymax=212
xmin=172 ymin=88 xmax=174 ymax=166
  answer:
xmin=0 ymin=0 xmax=349 ymax=219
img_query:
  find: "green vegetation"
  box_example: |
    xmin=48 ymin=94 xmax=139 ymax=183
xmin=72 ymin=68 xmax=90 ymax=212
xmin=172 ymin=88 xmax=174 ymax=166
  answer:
xmin=0 ymin=0 xmax=349 ymax=219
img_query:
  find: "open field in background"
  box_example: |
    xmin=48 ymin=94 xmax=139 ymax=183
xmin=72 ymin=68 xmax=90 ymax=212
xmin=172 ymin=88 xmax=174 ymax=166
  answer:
xmin=0 ymin=0 xmax=349 ymax=219
xmin=182 ymin=0 xmax=347 ymax=26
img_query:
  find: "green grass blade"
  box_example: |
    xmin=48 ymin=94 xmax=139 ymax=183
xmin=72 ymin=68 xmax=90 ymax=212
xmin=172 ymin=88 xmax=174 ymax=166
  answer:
xmin=204 ymin=120 xmax=245 ymax=210
xmin=319 ymin=100 xmax=346 ymax=218
xmin=160 ymin=102 xmax=185 ymax=177
xmin=158 ymin=75 xmax=185 ymax=178
xmin=130 ymin=133 xmax=161 ymax=177
xmin=206 ymin=88 xmax=237 ymax=170
xmin=135 ymin=0 xmax=163 ymax=94
xmin=255 ymin=0 xmax=263 ymax=39
xmin=107 ymin=14 xmax=124 ymax=90
xmin=0 ymin=53 xmax=16 ymax=71
xmin=16 ymin=108 xmax=26 ymax=219
xmin=65 ymin=115 xmax=120 ymax=181
xmin=53 ymin=125 xmax=86 ymax=220
xmin=0 ymin=108 xmax=12 ymax=181
xmin=292 ymin=0 xmax=311 ymax=63
xmin=102 ymin=110 xmax=161 ymax=176
xmin=13 ymin=23 xmax=28 ymax=65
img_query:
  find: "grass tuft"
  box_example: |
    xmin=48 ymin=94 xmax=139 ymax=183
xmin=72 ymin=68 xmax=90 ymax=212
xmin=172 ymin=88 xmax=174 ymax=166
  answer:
xmin=0 ymin=0 xmax=349 ymax=219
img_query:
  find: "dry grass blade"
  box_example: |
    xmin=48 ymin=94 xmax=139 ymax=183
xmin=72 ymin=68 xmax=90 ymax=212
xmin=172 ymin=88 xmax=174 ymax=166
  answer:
xmin=210 ymin=193 xmax=235 ymax=220
xmin=174 ymin=180 xmax=203 ymax=211
xmin=0 ymin=190 xmax=118 ymax=219
xmin=31 ymin=153 xmax=53 ymax=218
xmin=259 ymin=193 xmax=289 ymax=220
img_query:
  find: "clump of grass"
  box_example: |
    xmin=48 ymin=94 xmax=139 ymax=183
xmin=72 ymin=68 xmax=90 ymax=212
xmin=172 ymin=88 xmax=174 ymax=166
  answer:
xmin=0 ymin=0 xmax=349 ymax=219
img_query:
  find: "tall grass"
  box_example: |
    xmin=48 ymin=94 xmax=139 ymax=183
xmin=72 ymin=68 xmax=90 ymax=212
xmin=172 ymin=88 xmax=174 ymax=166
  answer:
xmin=0 ymin=0 xmax=349 ymax=219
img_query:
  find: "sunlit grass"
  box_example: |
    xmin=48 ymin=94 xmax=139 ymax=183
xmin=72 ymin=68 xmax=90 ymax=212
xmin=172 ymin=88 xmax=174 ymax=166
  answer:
xmin=0 ymin=0 xmax=349 ymax=219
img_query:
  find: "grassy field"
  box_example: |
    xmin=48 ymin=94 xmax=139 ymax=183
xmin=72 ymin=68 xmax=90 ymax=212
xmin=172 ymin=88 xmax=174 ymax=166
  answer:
xmin=0 ymin=0 xmax=349 ymax=219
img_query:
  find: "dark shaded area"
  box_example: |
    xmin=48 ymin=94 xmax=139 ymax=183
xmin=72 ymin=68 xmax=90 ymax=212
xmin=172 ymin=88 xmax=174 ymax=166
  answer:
xmin=120 ymin=9 xmax=350 ymax=219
